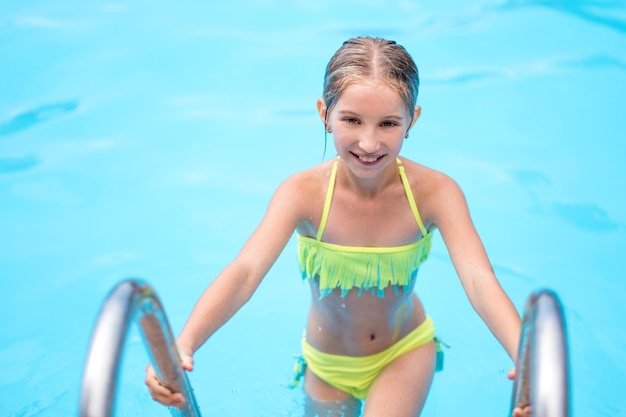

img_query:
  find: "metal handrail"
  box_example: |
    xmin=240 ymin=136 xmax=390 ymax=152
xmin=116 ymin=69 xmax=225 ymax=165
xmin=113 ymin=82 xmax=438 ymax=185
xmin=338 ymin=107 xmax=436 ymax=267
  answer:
xmin=510 ymin=289 xmax=570 ymax=417
xmin=80 ymin=279 xmax=202 ymax=417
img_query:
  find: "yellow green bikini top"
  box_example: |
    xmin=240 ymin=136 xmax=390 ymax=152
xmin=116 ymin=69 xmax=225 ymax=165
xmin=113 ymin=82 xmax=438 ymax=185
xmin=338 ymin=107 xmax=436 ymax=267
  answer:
xmin=297 ymin=158 xmax=433 ymax=298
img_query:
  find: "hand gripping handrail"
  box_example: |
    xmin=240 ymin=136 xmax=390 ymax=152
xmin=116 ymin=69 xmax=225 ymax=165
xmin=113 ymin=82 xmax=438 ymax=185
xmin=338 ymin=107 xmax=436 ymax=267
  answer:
xmin=510 ymin=289 xmax=570 ymax=417
xmin=80 ymin=279 xmax=202 ymax=417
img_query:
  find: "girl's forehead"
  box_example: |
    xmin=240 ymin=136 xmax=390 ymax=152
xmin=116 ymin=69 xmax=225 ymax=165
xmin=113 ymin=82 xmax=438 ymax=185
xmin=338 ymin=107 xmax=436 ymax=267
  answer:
xmin=347 ymin=78 xmax=396 ymax=93
xmin=335 ymin=81 xmax=407 ymax=114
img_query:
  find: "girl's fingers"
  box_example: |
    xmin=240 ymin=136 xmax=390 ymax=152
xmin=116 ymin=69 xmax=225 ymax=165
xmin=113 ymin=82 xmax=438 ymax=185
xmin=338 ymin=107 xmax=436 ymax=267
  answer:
xmin=507 ymin=367 xmax=516 ymax=380
xmin=145 ymin=366 xmax=186 ymax=406
xmin=181 ymin=355 xmax=194 ymax=371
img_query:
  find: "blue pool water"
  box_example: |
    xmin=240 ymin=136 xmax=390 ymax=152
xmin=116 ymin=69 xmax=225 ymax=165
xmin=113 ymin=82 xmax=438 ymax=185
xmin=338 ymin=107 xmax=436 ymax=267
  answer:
xmin=1 ymin=1 xmax=625 ymax=416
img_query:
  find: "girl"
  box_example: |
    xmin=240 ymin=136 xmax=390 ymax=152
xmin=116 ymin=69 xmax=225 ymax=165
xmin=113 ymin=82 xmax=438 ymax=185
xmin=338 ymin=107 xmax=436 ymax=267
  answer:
xmin=146 ymin=36 xmax=528 ymax=417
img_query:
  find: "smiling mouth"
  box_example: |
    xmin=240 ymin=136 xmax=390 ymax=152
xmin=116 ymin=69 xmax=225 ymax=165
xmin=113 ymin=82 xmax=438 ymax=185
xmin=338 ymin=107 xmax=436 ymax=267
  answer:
xmin=351 ymin=152 xmax=385 ymax=163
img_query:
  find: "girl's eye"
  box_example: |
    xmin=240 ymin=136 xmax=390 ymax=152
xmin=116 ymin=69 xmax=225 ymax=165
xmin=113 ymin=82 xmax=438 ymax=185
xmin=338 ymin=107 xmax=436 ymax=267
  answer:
xmin=344 ymin=117 xmax=359 ymax=124
xmin=381 ymin=121 xmax=399 ymax=127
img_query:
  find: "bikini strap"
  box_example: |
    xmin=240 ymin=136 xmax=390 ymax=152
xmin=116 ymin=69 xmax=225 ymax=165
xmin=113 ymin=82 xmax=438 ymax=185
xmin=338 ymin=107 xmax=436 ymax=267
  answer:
xmin=316 ymin=158 xmax=339 ymax=240
xmin=397 ymin=158 xmax=428 ymax=237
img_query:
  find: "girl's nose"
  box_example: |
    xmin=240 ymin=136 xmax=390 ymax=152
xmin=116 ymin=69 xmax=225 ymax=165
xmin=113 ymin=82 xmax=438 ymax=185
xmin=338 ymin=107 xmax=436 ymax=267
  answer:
xmin=358 ymin=129 xmax=380 ymax=153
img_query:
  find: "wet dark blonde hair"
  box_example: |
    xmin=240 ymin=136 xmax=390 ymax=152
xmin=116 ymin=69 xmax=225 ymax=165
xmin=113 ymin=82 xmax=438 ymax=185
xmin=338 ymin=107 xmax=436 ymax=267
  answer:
xmin=323 ymin=37 xmax=420 ymax=120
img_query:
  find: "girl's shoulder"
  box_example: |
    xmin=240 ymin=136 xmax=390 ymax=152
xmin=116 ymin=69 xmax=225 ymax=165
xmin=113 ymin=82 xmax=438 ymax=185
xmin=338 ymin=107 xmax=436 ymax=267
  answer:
xmin=281 ymin=160 xmax=335 ymax=190
xmin=398 ymin=157 xmax=460 ymax=194
xmin=398 ymin=157 xmax=466 ymax=225
xmin=273 ymin=160 xmax=335 ymax=209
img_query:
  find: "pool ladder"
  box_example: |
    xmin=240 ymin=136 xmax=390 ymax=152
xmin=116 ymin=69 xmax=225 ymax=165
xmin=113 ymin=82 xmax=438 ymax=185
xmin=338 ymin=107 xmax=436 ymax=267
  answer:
xmin=510 ymin=289 xmax=570 ymax=417
xmin=79 ymin=279 xmax=202 ymax=417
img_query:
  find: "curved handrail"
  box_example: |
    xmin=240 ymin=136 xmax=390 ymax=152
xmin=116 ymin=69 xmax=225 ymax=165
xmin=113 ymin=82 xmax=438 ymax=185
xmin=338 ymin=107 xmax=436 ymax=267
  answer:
xmin=80 ymin=279 xmax=202 ymax=417
xmin=511 ymin=289 xmax=570 ymax=417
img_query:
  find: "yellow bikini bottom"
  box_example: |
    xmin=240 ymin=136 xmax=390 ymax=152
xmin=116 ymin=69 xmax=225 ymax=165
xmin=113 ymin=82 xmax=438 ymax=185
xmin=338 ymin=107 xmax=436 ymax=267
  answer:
xmin=298 ymin=316 xmax=436 ymax=399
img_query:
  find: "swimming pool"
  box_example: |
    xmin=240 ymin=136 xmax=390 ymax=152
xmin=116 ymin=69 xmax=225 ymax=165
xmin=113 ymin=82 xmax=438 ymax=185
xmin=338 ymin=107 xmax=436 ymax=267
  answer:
xmin=1 ymin=1 xmax=625 ymax=415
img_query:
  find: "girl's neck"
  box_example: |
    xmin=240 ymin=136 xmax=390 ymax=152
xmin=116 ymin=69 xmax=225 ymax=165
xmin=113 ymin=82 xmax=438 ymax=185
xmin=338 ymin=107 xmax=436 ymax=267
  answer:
xmin=336 ymin=157 xmax=399 ymax=199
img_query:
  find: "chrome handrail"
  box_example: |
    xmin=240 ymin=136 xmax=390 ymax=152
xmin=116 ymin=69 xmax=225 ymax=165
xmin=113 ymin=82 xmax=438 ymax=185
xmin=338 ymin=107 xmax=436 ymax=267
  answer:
xmin=80 ymin=279 xmax=202 ymax=417
xmin=511 ymin=289 xmax=569 ymax=417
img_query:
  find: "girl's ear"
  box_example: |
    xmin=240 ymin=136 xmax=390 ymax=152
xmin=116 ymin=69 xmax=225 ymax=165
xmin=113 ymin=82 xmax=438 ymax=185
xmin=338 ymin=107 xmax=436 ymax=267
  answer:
xmin=317 ymin=98 xmax=328 ymax=125
xmin=411 ymin=105 xmax=422 ymax=128
xmin=405 ymin=105 xmax=421 ymax=138
xmin=405 ymin=105 xmax=422 ymax=139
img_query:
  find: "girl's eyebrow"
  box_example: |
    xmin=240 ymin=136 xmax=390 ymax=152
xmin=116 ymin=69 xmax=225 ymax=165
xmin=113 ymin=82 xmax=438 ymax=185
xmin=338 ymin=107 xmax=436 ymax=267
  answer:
xmin=337 ymin=110 xmax=404 ymax=120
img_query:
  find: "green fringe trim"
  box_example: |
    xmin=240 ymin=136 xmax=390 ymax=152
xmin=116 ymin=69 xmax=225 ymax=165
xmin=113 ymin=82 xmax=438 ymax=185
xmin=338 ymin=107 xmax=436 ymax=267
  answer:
xmin=297 ymin=232 xmax=433 ymax=298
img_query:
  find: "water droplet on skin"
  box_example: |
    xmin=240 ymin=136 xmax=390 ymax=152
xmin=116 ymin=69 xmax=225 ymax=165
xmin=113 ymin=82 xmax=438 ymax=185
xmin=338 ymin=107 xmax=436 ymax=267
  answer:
xmin=341 ymin=303 xmax=346 ymax=309
xmin=317 ymin=326 xmax=322 ymax=331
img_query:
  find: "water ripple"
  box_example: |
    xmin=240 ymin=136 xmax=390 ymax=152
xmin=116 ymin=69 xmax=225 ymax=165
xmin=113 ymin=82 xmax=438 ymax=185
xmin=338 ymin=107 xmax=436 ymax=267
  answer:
xmin=0 ymin=155 xmax=40 ymax=174
xmin=560 ymin=53 xmax=626 ymax=71
xmin=428 ymin=68 xmax=505 ymax=84
xmin=0 ymin=100 xmax=79 ymax=137
xmin=534 ymin=202 xmax=622 ymax=232
xmin=511 ymin=169 xmax=552 ymax=188
xmin=497 ymin=0 xmax=626 ymax=34
xmin=511 ymin=169 xmax=622 ymax=232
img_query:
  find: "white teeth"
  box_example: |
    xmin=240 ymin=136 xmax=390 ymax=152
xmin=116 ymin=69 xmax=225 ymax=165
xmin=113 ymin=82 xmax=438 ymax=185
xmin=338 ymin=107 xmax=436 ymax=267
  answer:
xmin=359 ymin=155 xmax=379 ymax=163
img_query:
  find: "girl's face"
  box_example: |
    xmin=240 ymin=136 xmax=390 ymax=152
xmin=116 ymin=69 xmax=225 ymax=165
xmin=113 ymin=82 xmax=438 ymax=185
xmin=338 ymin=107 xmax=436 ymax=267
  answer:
xmin=319 ymin=80 xmax=420 ymax=180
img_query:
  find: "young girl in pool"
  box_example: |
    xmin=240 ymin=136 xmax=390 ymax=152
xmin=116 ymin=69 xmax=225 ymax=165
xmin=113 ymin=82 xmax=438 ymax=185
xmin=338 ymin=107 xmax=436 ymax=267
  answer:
xmin=145 ymin=36 xmax=529 ymax=417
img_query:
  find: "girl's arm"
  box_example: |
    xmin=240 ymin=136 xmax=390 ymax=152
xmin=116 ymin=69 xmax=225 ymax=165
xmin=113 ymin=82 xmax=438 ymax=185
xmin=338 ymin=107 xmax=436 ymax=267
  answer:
xmin=431 ymin=174 xmax=521 ymax=360
xmin=146 ymin=174 xmax=307 ymax=407
xmin=177 ymin=175 xmax=306 ymax=354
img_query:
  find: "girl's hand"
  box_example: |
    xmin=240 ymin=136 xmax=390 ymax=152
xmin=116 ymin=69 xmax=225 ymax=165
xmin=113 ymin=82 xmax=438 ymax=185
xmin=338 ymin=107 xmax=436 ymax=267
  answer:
xmin=144 ymin=353 xmax=194 ymax=408
xmin=512 ymin=404 xmax=532 ymax=417
xmin=507 ymin=367 xmax=532 ymax=417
